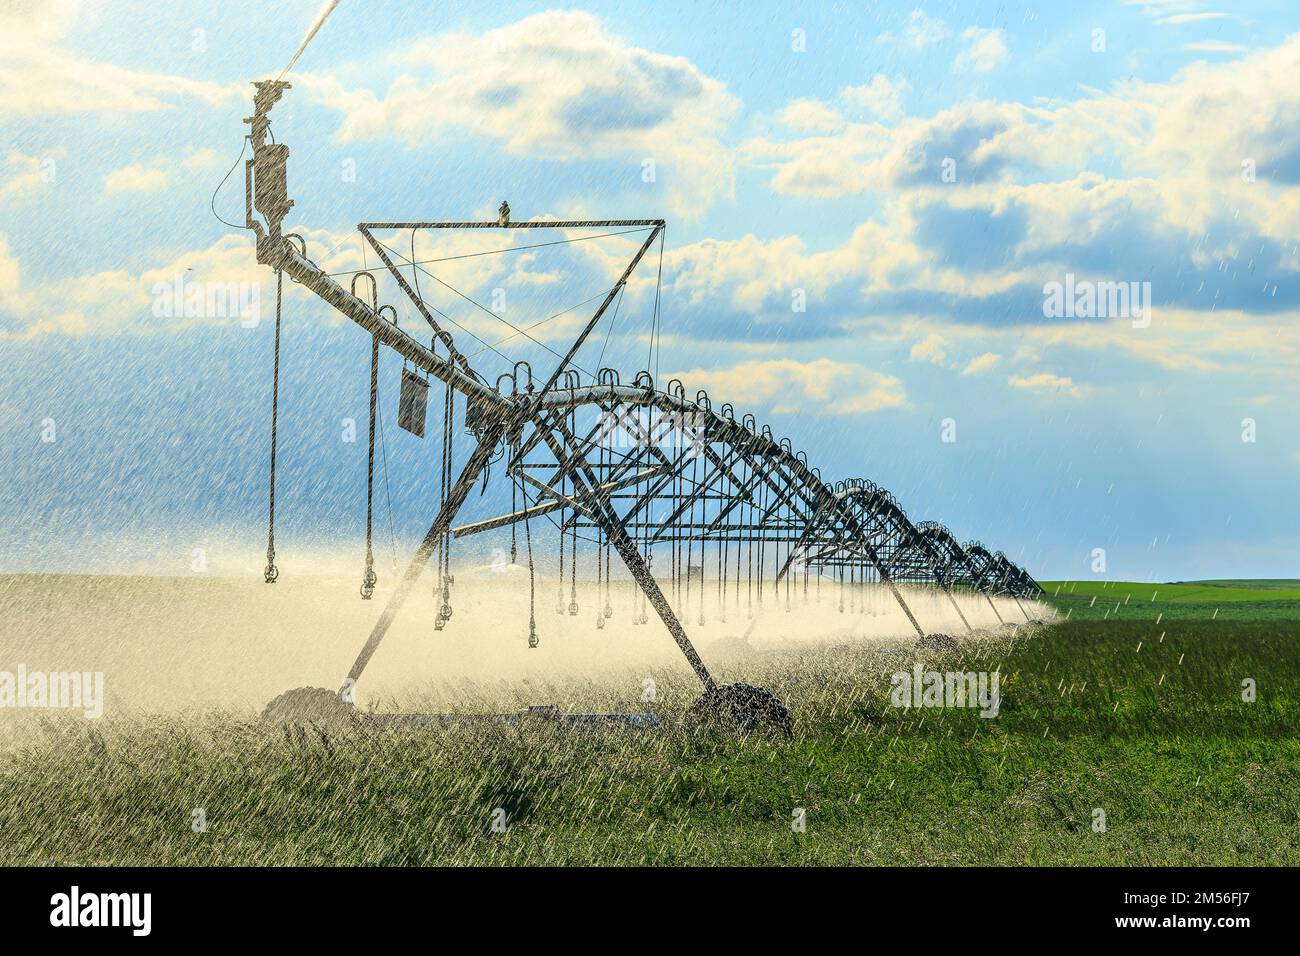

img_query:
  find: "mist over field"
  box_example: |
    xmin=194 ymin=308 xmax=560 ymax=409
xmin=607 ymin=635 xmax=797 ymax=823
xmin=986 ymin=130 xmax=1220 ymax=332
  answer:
xmin=0 ymin=566 xmax=1037 ymax=717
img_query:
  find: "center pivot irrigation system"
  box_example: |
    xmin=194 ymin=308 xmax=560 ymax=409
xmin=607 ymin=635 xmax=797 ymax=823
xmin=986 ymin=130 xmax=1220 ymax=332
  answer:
xmin=238 ymin=48 xmax=1040 ymax=733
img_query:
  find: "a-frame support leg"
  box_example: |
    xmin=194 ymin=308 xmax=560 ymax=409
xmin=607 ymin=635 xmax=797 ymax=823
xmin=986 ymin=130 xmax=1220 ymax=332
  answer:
xmin=341 ymin=424 xmax=503 ymax=694
xmin=941 ymin=585 xmax=973 ymax=633
xmin=540 ymin=425 xmax=716 ymax=692
xmin=878 ymin=570 xmax=926 ymax=639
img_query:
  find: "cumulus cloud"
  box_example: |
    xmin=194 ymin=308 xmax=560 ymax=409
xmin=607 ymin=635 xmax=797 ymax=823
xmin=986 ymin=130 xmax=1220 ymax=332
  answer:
xmin=0 ymin=230 xmax=348 ymax=339
xmin=0 ymin=0 xmax=236 ymax=115
xmin=303 ymin=11 xmax=738 ymax=217
xmin=104 ymin=163 xmax=171 ymax=194
xmin=0 ymin=149 xmax=62 ymax=201
xmin=668 ymin=358 xmax=906 ymax=416
xmin=1008 ymin=372 xmax=1083 ymax=396
xmin=742 ymin=99 xmax=1066 ymax=199
xmin=879 ymin=9 xmax=950 ymax=50
xmin=952 ymin=27 xmax=1008 ymax=73
xmin=777 ymin=98 xmax=845 ymax=132
xmin=103 ymin=148 xmax=225 ymax=196
xmin=908 ymin=333 xmax=947 ymax=365
xmin=841 ymin=74 xmax=910 ymax=120
xmin=660 ymin=219 xmax=927 ymax=329
xmin=728 ymin=31 xmax=1300 ymax=337
xmin=1182 ymin=41 xmax=1246 ymax=53
xmin=1156 ymin=13 xmax=1230 ymax=25
xmin=962 ymin=351 xmax=1001 ymax=375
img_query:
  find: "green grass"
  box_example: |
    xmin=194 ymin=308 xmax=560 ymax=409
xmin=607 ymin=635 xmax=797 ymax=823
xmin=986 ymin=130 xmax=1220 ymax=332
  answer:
xmin=2 ymin=618 xmax=1296 ymax=865
xmin=1038 ymin=580 xmax=1300 ymax=621
xmin=1188 ymin=579 xmax=1300 ymax=590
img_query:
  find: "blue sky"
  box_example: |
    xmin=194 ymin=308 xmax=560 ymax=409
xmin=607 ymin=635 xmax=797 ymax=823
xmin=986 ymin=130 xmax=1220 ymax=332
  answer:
xmin=1 ymin=0 xmax=1297 ymax=581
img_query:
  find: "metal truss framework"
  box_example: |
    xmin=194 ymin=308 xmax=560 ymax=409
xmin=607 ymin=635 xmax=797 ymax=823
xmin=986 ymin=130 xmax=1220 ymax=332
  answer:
xmin=242 ymin=80 xmax=1043 ymax=700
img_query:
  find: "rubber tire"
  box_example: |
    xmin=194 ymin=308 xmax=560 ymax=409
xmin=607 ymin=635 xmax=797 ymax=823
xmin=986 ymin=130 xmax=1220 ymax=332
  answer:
xmin=916 ymin=632 xmax=960 ymax=653
xmin=691 ymin=682 xmax=793 ymax=737
xmin=261 ymin=686 xmax=355 ymax=727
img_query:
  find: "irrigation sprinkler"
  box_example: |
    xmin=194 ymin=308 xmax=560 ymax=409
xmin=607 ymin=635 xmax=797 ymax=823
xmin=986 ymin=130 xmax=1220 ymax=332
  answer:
xmin=234 ymin=21 xmax=1042 ymax=735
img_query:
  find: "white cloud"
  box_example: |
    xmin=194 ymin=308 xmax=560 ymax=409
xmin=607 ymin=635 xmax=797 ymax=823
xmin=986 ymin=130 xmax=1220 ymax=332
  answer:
xmin=104 ymin=163 xmax=171 ymax=194
xmin=952 ymin=27 xmax=1008 ymax=73
xmin=777 ymin=98 xmax=845 ymax=132
xmin=909 ymin=333 xmax=947 ymax=365
xmin=1182 ymin=41 xmax=1246 ymax=53
xmin=1 ymin=149 xmax=62 ymax=201
xmin=0 ymin=230 xmax=352 ymax=339
xmin=743 ymin=30 xmax=1300 ymax=275
xmin=1008 ymin=372 xmax=1084 ymax=396
xmin=668 ymin=358 xmax=906 ymax=416
xmin=742 ymin=99 xmax=1054 ymax=199
xmin=880 ymin=9 xmax=950 ymax=50
xmin=304 ymin=11 xmax=738 ymax=218
xmin=661 ymin=219 xmax=927 ymax=320
xmin=1156 ymin=13 xmax=1229 ymax=24
xmin=841 ymin=74 xmax=910 ymax=120
xmin=181 ymin=149 xmax=223 ymax=173
xmin=1023 ymin=306 xmax=1300 ymax=375
xmin=962 ymin=352 xmax=1001 ymax=375
xmin=0 ymin=0 xmax=236 ymax=115
xmin=102 ymin=148 xmax=225 ymax=196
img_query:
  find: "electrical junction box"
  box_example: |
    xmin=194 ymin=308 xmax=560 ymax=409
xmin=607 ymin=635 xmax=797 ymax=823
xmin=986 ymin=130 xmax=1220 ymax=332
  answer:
xmin=398 ymin=368 xmax=428 ymax=438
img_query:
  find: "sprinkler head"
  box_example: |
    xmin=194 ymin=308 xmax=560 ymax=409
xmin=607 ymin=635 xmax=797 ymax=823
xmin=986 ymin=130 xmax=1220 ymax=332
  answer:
xmin=568 ymin=601 xmax=578 ymax=616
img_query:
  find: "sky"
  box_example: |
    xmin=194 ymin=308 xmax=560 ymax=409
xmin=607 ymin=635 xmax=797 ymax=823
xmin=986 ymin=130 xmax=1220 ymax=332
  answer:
xmin=0 ymin=0 xmax=1297 ymax=582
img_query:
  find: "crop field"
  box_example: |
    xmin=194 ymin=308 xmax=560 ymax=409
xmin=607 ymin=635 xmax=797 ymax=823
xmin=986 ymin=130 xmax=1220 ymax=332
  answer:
xmin=1039 ymin=579 xmax=1300 ymax=622
xmin=2 ymin=581 xmax=1295 ymax=866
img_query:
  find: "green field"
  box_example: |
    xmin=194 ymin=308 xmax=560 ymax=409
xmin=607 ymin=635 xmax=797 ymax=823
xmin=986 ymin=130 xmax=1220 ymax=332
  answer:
xmin=2 ymin=612 xmax=1296 ymax=865
xmin=1039 ymin=579 xmax=1300 ymax=621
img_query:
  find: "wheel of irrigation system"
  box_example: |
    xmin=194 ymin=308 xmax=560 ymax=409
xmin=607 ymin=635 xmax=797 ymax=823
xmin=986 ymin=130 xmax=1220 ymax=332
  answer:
xmin=261 ymin=686 xmax=355 ymax=727
xmin=691 ymin=682 xmax=794 ymax=738
xmin=915 ymin=632 xmax=960 ymax=653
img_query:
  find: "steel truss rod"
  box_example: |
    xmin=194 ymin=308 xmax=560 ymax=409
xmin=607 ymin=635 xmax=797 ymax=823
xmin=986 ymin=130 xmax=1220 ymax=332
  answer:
xmin=890 ymin=530 xmax=972 ymax=633
xmin=451 ymin=466 xmax=663 ymax=538
xmin=338 ymin=225 xmax=666 ymax=689
xmin=768 ymin=483 xmax=927 ymax=637
xmin=360 ymin=219 xmax=664 ymax=230
xmin=263 ymin=237 xmax=503 ymax=411
xmin=541 ymin=420 xmax=715 ymax=691
xmin=241 ymin=84 xmax=1044 ymax=715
